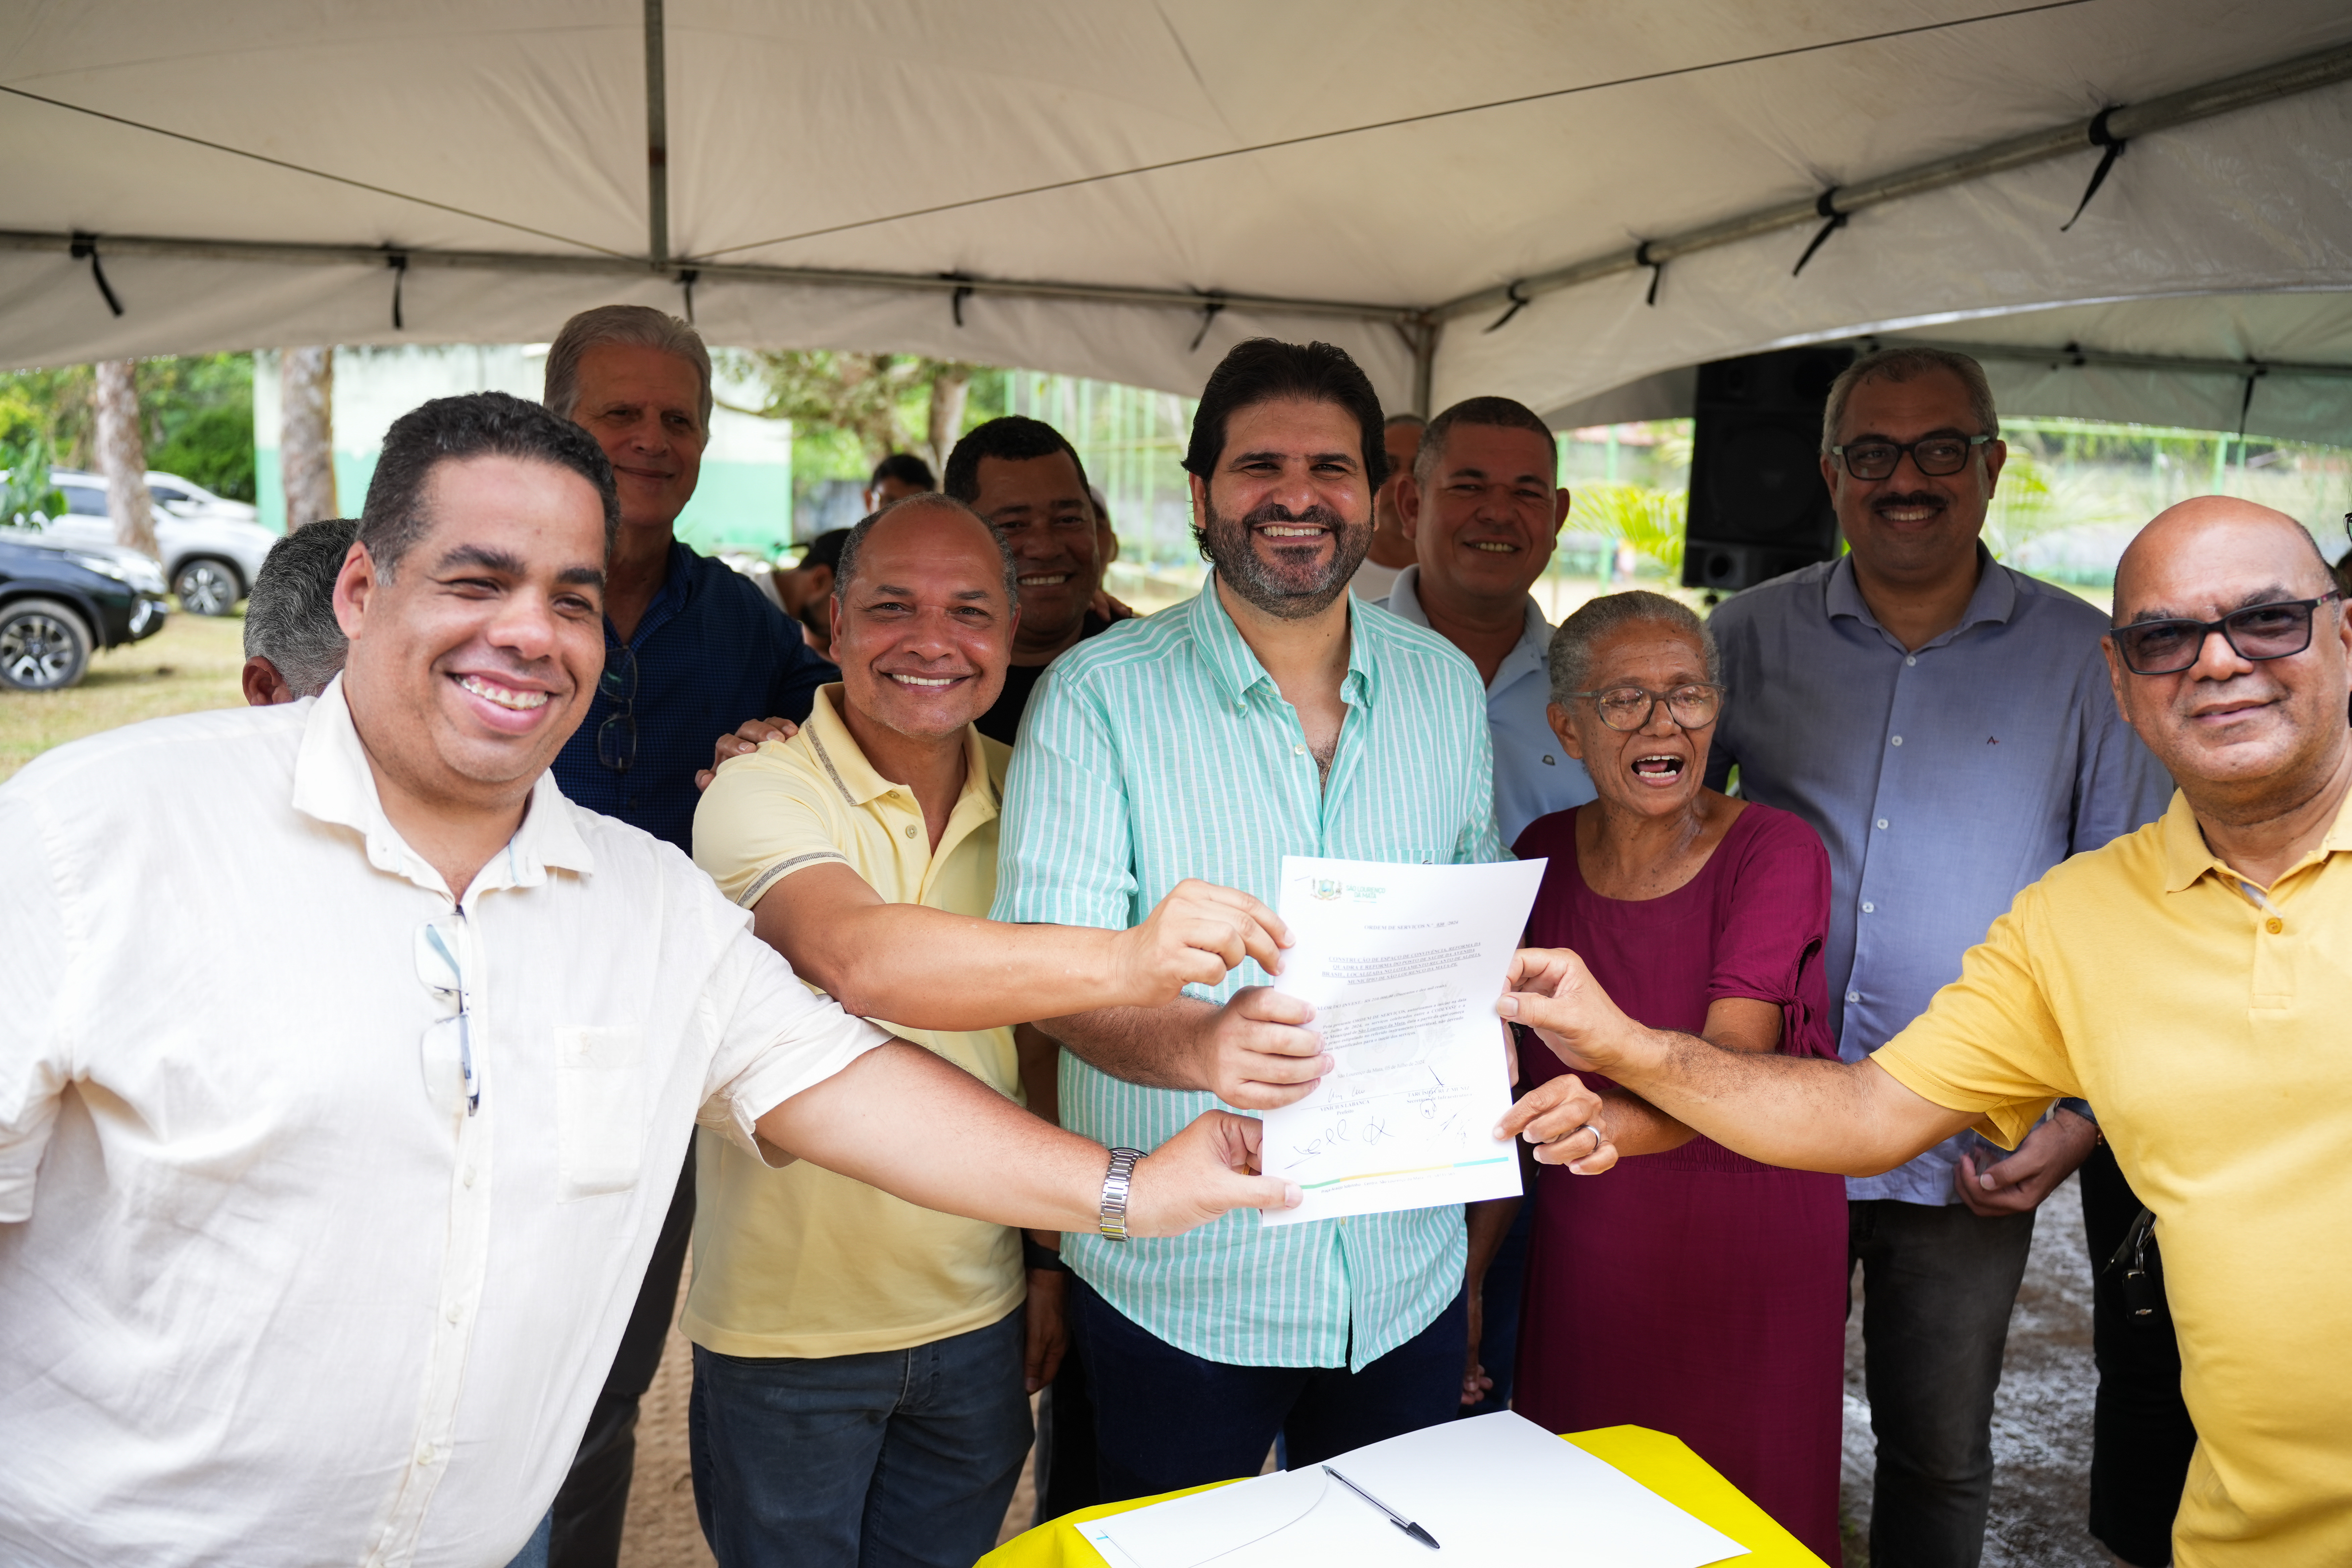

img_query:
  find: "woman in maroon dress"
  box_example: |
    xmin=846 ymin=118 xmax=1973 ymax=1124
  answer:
xmin=1507 ymin=590 xmax=1847 ymax=1564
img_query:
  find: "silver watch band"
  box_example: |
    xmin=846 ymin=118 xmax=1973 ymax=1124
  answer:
xmin=1098 ymin=1147 xmax=1145 ymax=1242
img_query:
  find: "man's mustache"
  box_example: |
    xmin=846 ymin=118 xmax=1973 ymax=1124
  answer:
xmin=1871 ymin=491 xmax=1947 ymax=513
xmin=1238 ymin=502 xmax=1349 ymax=532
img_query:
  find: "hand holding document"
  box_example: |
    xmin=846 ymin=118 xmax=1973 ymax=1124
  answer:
xmin=1083 ymin=1411 xmax=1747 ymax=1568
xmin=1258 ymin=855 xmax=1547 ymax=1226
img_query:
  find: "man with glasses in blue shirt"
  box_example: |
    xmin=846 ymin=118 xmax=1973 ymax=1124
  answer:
xmin=541 ymin=304 xmax=834 ymax=1567
xmin=1702 ymin=346 xmax=2172 ymax=1568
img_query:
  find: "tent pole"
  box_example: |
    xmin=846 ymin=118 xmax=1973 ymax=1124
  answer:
xmin=645 ymin=0 xmax=670 ymax=267
xmin=1410 ymin=314 xmax=1438 ymax=415
xmin=1436 ymin=40 xmax=2352 ymax=326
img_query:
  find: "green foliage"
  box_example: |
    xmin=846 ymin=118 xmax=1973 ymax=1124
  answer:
xmin=0 ymin=354 xmax=254 ymax=497
xmin=1571 ymin=482 xmax=1687 ymax=574
xmin=722 ymin=349 xmax=985 ymax=465
xmin=150 ymin=404 xmax=256 ymax=501
xmin=0 ymin=430 xmax=65 ymax=524
xmin=0 ymin=365 xmax=93 ymax=466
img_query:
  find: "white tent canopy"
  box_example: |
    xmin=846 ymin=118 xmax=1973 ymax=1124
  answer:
xmin=5 ymin=1 xmax=2350 ymax=441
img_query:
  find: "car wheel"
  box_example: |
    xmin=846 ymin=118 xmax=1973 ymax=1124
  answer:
xmin=0 ymin=598 xmax=93 ymax=691
xmin=174 ymin=557 xmax=242 ymax=616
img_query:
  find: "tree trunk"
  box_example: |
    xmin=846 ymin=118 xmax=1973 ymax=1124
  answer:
xmin=281 ymin=346 xmax=338 ymax=531
xmin=92 ymin=359 xmax=160 ymax=560
xmin=926 ymin=370 xmax=970 ymax=479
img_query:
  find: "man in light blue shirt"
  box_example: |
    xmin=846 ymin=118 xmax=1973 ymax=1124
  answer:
xmin=994 ymin=339 xmax=1533 ymax=1502
xmin=1377 ymin=394 xmax=1596 ymax=1419
xmin=1381 ymin=396 xmax=1598 ymax=846
xmin=1704 ymin=347 xmax=2170 ymax=1568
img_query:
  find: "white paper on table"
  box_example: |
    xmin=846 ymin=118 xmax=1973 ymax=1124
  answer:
xmin=1257 ymin=855 xmax=1546 ymax=1227
xmin=1086 ymin=1411 xmax=1749 ymax=1568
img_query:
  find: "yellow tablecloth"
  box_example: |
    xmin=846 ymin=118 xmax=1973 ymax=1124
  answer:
xmin=979 ymin=1424 xmax=1830 ymax=1568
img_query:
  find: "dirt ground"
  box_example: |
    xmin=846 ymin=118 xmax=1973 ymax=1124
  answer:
xmin=620 ymin=1177 xmax=2112 ymax=1567
xmin=1842 ymin=1174 xmax=2108 ymax=1568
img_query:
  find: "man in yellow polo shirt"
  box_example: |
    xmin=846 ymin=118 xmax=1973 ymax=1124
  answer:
xmin=1495 ymin=496 xmax=2352 ymax=1567
xmin=690 ymin=494 xmax=1289 ymax=1568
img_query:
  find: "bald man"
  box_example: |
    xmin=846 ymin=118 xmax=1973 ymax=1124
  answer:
xmin=1498 ymin=497 xmax=2352 ymax=1567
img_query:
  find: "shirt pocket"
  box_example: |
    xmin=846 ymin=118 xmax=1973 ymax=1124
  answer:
xmin=554 ymin=1024 xmax=647 ymax=1201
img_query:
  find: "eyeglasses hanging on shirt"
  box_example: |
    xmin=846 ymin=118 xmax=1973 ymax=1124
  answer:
xmin=598 ymin=640 xmax=638 ymax=774
xmin=415 ymin=915 xmax=481 ymax=1118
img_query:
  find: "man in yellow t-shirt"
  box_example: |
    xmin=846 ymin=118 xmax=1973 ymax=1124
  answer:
xmin=1496 ymin=497 xmax=2352 ymax=1567
xmin=689 ymin=495 xmax=1292 ymax=1568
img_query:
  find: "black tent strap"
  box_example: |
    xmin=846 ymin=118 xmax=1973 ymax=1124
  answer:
xmin=1792 ymin=188 xmax=1849 ymax=277
xmin=943 ymin=272 xmax=975 ymax=328
xmin=1482 ymin=282 xmax=1529 ymax=334
xmin=1437 ymin=40 xmax=2352 ymax=325
xmin=386 ymin=249 xmax=409 ymax=331
xmin=1635 ymin=242 xmax=1664 ymax=307
xmin=1188 ymin=298 xmax=1226 ymax=352
xmin=68 ymin=233 xmax=124 ymax=316
xmin=2061 ymin=106 xmax=2129 ymax=232
xmin=677 ymin=268 xmax=699 ymax=324
xmin=2238 ymin=366 xmax=2267 ymax=438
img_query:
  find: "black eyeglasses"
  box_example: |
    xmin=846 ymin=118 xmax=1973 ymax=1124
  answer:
xmin=2111 ymin=591 xmax=2343 ymax=676
xmin=1830 ymin=434 xmax=1993 ymax=482
xmin=597 ymin=642 xmax=638 ymax=773
xmin=1562 ymin=683 xmax=1725 ymax=732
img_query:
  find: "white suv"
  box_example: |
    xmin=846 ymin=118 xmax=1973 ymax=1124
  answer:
xmin=41 ymin=469 xmax=280 ymax=616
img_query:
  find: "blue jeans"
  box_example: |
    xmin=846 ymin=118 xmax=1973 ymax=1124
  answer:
xmin=1849 ymin=1197 xmax=2037 ymax=1568
xmin=1073 ymin=1277 xmax=1468 ymax=1502
xmin=504 ymin=1509 xmax=553 ymax=1568
xmin=688 ymin=1307 xmax=1032 ymax=1568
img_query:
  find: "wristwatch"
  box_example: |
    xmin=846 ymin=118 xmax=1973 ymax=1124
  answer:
xmin=1098 ymin=1147 xmax=1146 ymax=1242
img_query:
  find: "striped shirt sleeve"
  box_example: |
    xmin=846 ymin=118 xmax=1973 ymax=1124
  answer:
xmin=991 ymin=664 xmax=1136 ymax=929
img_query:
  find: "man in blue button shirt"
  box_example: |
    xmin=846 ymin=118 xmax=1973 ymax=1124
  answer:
xmin=1703 ymin=347 xmax=2169 ymax=1568
xmin=539 ymin=304 xmax=835 ymax=1567
xmin=1378 ymin=395 xmax=1596 ymax=1418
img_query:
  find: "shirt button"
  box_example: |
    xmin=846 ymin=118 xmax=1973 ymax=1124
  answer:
xmin=415 ymin=1443 xmax=436 ymax=1466
xmin=1875 ymin=818 xmax=1889 ymax=830
xmin=1293 ymin=744 xmax=1307 ymax=756
xmin=2266 ymin=916 xmax=2284 ymax=934
xmin=461 ymin=1166 xmax=476 ymax=1188
xmin=1846 ymin=990 xmax=1861 ymax=1003
xmin=903 ymin=825 xmax=917 ymax=839
xmin=446 ymin=1304 xmax=462 ymax=1323
xmin=1890 ymin=735 xmax=1904 ymax=746
xmin=1542 ymin=754 xmax=1556 ymax=766
xmin=1905 ymin=656 xmax=1917 ymax=667
xmin=1861 ymin=901 xmax=1875 ymax=914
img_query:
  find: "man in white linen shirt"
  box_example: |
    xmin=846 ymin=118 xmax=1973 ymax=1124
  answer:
xmin=0 ymin=392 xmax=1293 ymax=1568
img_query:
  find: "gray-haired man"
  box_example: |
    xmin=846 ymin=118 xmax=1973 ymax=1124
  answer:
xmin=241 ymin=519 xmax=359 ymax=705
xmin=541 ymin=305 xmax=835 ymax=1566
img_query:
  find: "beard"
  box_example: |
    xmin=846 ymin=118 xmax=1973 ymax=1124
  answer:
xmin=1196 ymin=496 xmax=1371 ymax=621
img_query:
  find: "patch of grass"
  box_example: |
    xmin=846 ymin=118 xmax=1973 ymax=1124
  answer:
xmin=0 ymin=607 xmax=248 ymax=784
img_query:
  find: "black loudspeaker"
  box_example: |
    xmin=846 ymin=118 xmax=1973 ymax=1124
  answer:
xmin=1680 ymin=346 xmax=1855 ymax=593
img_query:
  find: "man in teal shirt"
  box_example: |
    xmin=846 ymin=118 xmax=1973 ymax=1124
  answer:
xmin=993 ymin=339 xmax=1551 ymax=1500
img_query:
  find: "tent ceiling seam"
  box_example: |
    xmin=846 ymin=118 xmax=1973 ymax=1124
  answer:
xmin=0 ymin=228 xmax=1423 ymax=326
xmin=0 ymin=83 xmax=631 ymax=260
xmin=695 ymin=0 xmax=2099 ymax=261
xmin=1434 ymin=39 xmax=2352 ymax=324
xmin=1881 ymin=338 xmax=2352 ymax=381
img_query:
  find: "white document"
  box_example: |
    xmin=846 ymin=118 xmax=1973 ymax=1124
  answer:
xmin=1258 ymin=855 xmax=1546 ymax=1227
xmin=1085 ymin=1411 xmax=1749 ymax=1568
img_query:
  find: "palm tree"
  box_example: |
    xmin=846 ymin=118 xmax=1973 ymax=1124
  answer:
xmin=280 ymin=347 xmax=337 ymax=531
xmin=92 ymin=360 xmax=160 ymax=559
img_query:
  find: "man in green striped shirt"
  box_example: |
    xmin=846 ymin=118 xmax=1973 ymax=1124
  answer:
xmin=993 ymin=339 xmax=1572 ymax=1501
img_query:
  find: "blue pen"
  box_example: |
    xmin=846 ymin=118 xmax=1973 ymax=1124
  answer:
xmin=1324 ymin=1465 xmax=1440 ymax=1550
